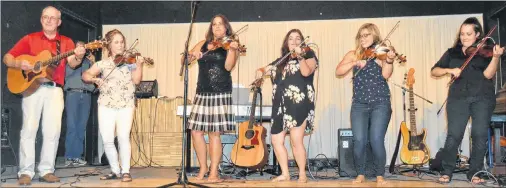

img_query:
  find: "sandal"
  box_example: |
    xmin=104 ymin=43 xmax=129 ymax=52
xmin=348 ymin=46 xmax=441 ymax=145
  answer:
xmin=471 ymin=177 xmax=485 ymax=185
xmin=437 ymin=175 xmax=451 ymax=184
xmin=100 ymin=173 xmax=118 ymax=180
xmin=121 ymin=173 xmax=133 ymax=182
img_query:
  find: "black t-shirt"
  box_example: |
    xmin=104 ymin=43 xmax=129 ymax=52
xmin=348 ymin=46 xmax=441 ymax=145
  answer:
xmin=431 ymin=46 xmax=494 ymax=99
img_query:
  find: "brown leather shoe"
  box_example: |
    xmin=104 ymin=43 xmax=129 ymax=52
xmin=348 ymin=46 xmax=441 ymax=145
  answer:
xmin=39 ymin=173 xmax=60 ymax=183
xmin=18 ymin=174 xmax=31 ymax=186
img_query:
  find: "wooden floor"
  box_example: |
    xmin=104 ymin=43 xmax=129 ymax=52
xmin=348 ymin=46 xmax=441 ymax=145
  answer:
xmin=0 ymin=166 xmax=494 ymax=187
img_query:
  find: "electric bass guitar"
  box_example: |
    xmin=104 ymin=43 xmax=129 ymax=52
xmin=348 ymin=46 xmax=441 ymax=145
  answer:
xmin=7 ymin=40 xmax=105 ymax=97
xmin=231 ymin=78 xmax=268 ymax=170
xmin=400 ymin=68 xmax=431 ymax=165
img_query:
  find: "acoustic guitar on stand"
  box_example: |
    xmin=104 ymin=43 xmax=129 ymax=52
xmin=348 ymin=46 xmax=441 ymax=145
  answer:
xmin=231 ymin=78 xmax=268 ymax=170
xmin=400 ymin=68 xmax=431 ymax=165
xmin=7 ymin=40 xmax=105 ymax=97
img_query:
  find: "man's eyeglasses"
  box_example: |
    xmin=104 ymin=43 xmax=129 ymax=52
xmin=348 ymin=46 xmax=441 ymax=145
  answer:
xmin=41 ymin=15 xmax=60 ymax=22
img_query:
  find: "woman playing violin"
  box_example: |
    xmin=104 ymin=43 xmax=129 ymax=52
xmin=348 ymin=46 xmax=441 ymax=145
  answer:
xmin=82 ymin=29 xmax=146 ymax=182
xmin=335 ymin=23 xmax=396 ymax=185
xmin=182 ymin=14 xmax=239 ymax=183
xmin=254 ymin=29 xmax=318 ymax=183
xmin=431 ymin=17 xmax=504 ymax=185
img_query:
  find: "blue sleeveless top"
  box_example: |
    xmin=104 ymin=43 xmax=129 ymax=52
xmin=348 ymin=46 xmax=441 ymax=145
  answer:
xmin=352 ymin=59 xmax=391 ymax=104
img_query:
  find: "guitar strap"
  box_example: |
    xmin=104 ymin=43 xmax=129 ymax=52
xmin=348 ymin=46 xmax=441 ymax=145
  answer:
xmin=55 ymin=39 xmax=61 ymax=66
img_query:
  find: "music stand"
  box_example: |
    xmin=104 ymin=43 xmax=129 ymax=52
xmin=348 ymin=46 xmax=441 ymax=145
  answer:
xmin=158 ymin=1 xmax=207 ymax=188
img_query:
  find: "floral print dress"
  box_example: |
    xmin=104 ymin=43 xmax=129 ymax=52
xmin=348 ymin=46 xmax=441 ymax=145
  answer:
xmin=269 ymin=50 xmax=318 ymax=134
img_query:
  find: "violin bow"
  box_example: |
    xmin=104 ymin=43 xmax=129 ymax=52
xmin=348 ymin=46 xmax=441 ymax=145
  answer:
xmin=224 ymin=24 xmax=249 ymax=40
xmin=250 ymin=36 xmax=311 ymax=86
xmin=447 ymin=25 xmax=497 ymax=86
xmin=352 ymin=21 xmax=400 ymax=80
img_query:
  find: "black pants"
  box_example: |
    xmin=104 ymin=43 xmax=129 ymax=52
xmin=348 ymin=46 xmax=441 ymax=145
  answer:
xmin=440 ymin=96 xmax=495 ymax=180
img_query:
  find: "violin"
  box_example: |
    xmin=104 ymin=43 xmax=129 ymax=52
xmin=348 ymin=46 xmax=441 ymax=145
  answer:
xmin=363 ymin=44 xmax=407 ymax=63
xmin=465 ymin=42 xmax=495 ymax=58
xmin=113 ymin=52 xmax=154 ymax=66
xmin=290 ymin=45 xmax=312 ymax=59
xmin=209 ymin=36 xmax=247 ymax=55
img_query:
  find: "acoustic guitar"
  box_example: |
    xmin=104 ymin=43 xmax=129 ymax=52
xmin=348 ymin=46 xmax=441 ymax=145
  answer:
xmin=231 ymin=78 xmax=268 ymax=170
xmin=7 ymin=40 xmax=105 ymax=97
xmin=400 ymin=68 xmax=431 ymax=165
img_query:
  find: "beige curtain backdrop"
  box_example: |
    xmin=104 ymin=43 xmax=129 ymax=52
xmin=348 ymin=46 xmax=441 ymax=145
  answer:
xmin=104 ymin=13 xmax=483 ymax=166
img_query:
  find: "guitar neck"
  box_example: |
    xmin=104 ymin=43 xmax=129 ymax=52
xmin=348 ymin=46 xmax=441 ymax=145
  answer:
xmin=408 ymin=86 xmax=417 ymax=135
xmin=248 ymin=87 xmax=260 ymax=129
xmin=44 ymin=51 xmax=75 ymax=67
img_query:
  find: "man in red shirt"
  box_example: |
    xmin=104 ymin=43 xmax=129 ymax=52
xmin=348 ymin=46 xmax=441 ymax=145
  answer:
xmin=2 ymin=6 xmax=86 ymax=186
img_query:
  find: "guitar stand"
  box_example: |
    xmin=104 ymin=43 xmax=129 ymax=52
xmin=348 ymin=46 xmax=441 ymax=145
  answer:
xmin=398 ymin=164 xmax=437 ymax=176
xmin=388 ymin=76 xmax=434 ymax=175
xmin=235 ymin=168 xmax=264 ymax=178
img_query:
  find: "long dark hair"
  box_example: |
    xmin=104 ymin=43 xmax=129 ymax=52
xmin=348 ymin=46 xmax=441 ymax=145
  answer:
xmin=452 ymin=17 xmax=484 ymax=48
xmin=277 ymin=29 xmax=305 ymax=71
xmin=205 ymin=14 xmax=235 ymax=42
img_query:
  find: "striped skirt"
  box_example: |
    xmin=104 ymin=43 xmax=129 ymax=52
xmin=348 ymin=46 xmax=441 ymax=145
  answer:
xmin=188 ymin=92 xmax=236 ymax=132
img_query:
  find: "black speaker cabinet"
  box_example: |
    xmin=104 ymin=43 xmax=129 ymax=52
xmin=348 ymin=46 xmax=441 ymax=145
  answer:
xmin=135 ymin=80 xmax=158 ymax=98
xmin=338 ymin=128 xmax=376 ymax=177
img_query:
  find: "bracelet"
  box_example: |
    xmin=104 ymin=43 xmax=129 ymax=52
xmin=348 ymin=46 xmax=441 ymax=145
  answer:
xmin=386 ymin=60 xmax=394 ymax=64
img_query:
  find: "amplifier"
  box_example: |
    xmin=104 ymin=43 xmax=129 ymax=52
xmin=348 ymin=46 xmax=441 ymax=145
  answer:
xmin=338 ymin=128 xmax=376 ymax=177
xmin=135 ymin=80 xmax=158 ymax=98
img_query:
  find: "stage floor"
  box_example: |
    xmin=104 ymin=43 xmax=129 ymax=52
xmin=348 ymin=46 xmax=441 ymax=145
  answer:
xmin=0 ymin=166 xmax=494 ymax=187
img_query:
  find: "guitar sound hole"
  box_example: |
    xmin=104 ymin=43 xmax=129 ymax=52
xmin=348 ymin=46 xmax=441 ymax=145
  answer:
xmin=33 ymin=61 xmax=41 ymax=73
xmin=241 ymin=145 xmax=254 ymax=150
xmin=245 ymin=130 xmax=255 ymax=139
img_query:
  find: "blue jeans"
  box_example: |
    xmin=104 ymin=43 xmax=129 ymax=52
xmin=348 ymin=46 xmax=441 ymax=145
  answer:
xmin=351 ymin=101 xmax=392 ymax=176
xmin=64 ymin=91 xmax=92 ymax=159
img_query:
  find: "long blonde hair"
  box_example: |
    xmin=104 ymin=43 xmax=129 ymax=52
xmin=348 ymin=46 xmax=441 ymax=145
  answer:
xmin=354 ymin=23 xmax=382 ymax=60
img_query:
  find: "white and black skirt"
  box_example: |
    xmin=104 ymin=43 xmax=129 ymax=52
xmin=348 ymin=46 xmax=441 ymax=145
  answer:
xmin=188 ymin=92 xmax=236 ymax=132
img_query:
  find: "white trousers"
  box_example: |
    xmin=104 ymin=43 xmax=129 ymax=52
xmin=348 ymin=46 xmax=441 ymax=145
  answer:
xmin=18 ymin=86 xmax=64 ymax=178
xmin=98 ymin=106 xmax=133 ymax=174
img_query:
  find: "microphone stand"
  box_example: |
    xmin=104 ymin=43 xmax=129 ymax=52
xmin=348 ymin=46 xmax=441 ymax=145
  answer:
xmin=389 ymin=72 xmax=408 ymax=174
xmin=158 ymin=1 xmax=207 ymax=188
xmin=389 ymin=81 xmax=433 ymax=104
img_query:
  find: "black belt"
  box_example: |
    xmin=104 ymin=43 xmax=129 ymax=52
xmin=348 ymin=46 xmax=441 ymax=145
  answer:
xmin=66 ymin=88 xmax=92 ymax=94
xmin=41 ymin=81 xmax=62 ymax=88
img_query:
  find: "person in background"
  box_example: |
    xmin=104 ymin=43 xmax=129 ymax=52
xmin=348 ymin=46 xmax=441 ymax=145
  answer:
xmin=64 ymin=51 xmax=96 ymax=167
